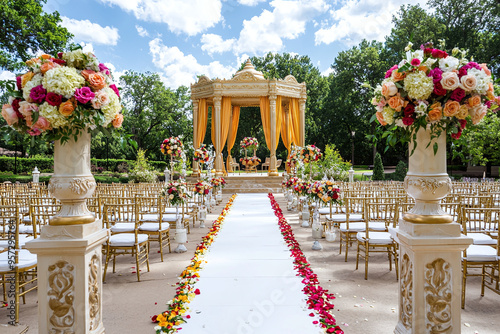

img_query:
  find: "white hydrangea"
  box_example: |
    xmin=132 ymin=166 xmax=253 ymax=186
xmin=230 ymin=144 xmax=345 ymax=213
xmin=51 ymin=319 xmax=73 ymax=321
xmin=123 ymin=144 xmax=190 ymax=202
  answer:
xmin=42 ymin=67 xmax=85 ymax=98
xmin=39 ymin=102 xmax=69 ymax=128
xmin=468 ymin=68 xmax=490 ymax=95
xmin=439 ymin=56 xmax=459 ymax=72
xmin=404 ymin=71 xmax=434 ymax=100
xmin=395 ymin=118 xmax=407 ymax=128
xmin=101 ymin=87 xmax=121 ymax=126
xmin=382 ymin=106 xmax=395 ymax=125
xmin=62 ymin=50 xmax=99 ymax=71
xmin=22 ymin=74 xmax=43 ymax=101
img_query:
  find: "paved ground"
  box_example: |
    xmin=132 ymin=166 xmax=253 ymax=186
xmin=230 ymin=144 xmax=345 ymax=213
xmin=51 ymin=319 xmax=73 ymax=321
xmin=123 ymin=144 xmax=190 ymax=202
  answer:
xmin=1 ymin=192 xmax=499 ymax=333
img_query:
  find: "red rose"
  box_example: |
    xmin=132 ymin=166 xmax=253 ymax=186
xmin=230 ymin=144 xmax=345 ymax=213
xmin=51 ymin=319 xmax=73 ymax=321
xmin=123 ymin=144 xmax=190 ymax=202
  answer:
xmin=194 ymin=288 xmax=200 ymax=295
xmin=459 ymin=119 xmax=467 ymax=129
xmin=45 ymin=92 xmax=63 ymax=106
xmin=433 ymin=82 xmax=447 ymax=96
xmin=451 ymin=128 xmax=462 ymax=140
xmin=449 ymin=88 xmax=465 ymax=102
xmin=151 ymin=315 xmax=158 ymax=322
xmin=332 ymin=193 xmax=339 ymax=200
xmin=402 ymin=116 xmax=415 ymax=126
xmin=51 ymin=58 xmax=66 ymax=66
xmin=11 ymin=98 xmax=22 ymax=118
xmin=404 ymin=103 xmax=415 ymax=117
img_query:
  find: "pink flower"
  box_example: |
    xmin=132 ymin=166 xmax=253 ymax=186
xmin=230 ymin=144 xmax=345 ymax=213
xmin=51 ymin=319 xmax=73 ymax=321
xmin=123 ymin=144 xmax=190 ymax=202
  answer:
xmin=385 ymin=65 xmax=398 ymax=79
xmin=29 ymin=85 xmax=47 ymax=103
xmin=45 ymin=92 xmax=63 ymax=106
xmin=410 ymin=58 xmax=421 ymax=66
xmin=16 ymin=76 xmax=22 ymax=90
xmin=428 ymin=68 xmax=443 ymax=83
xmin=109 ymin=84 xmax=120 ymax=98
xmin=32 ymin=116 xmax=51 ymax=131
xmin=27 ymin=128 xmax=41 ymax=136
xmin=18 ymin=101 xmax=38 ymax=119
xmin=99 ymin=63 xmax=110 ymax=76
xmin=1 ymin=104 xmax=18 ymax=126
xmin=74 ymin=87 xmax=95 ymax=104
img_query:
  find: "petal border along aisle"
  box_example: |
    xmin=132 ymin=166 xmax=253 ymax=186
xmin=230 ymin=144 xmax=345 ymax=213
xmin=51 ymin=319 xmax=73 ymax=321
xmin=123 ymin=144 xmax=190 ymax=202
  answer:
xmin=268 ymin=193 xmax=343 ymax=334
xmin=153 ymin=195 xmax=237 ymax=334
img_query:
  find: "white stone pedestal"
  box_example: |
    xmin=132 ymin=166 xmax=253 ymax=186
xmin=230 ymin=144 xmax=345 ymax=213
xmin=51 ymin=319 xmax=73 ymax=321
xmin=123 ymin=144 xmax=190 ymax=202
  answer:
xmin=391 ymin=221 xmax=472 ymax=334
xmin=25 ymin=221 xmax=108 ymax=334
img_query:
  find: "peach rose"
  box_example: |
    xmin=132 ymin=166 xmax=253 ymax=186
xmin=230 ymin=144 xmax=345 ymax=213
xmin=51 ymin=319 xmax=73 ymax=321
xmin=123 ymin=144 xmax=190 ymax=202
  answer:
xmin=32 ymin=116 xmax=51 ymax=131
xmin=467 ymin=95 xmax=481 ymax=108
xmin=428 ymin=102 xmax=442 ymax=122
xmin=40 ymin=54 xmax=52 ymax=60
xmin=470 ymin=104 xmax=487 ymax=125
xmin=81 ymin=70 xmax=96 ymax=82
xmin=25 ymin=58 xmax=41 ymax=68
xmin=487 ymin=82 xmax=495 ymax=100
xmin=440 ymin=72 xmax=459 ymax=90
xmin=40 ymin=61 xmax=56 ymax=74
xmin=460 ymin=74 xmax=477 ymax=92
xmin=88 ymin=72 xmax=106 ymax=90
xmin=418 ymin=65 xmax=428 ymax=73
xmin=480 ymin=63 xmax=491 ymax=76
xmin=59 ymin=99 xmax=75 ymax=117
xmin=443 ymin=100 xmax=460 ymax=117
xmin=388 ymin=95 xmax=404 ymax=112
xmin=112 ymin=113 xmax=124 ymax=128
xmin=456 ymin=104 xmax=469 ymax=119
xmin=91 ymin=90 xmax=110 ymax=109
xmin=18 ymin=101 xmax=38 ymax=118
xmin=1 ymin=104 xmax=18 ymax=126
xmin=391 ymin=70 xmax=406 ymax=82
xmin=381 ymin=81 xmax=398 ymax=97
xmin=21 ymin=72 xmax=34 ymax=88
xmin=375 ymin=111 xmax=387 ymax=126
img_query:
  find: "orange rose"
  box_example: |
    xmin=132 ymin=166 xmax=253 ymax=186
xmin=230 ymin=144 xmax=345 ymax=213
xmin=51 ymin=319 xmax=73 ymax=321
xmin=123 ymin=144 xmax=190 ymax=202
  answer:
xmin=487 ymin=82 xmax=495 ymax=100
xmin=467 ymin=95 xmax=481 ymax=108
xmin=40 ymin=54 xmax=52 ymax=60
xmin=388 ymin=95 xmax=404 ymax=112
xmin=443 ymin=100 xmax=460 ymax=117
xmin=480 ymin=63 xmax=491 ymax=76
xmin=88 ymin=72 xmax=106 ymax=90
xmin=21 ymin=72 xmax=34 ymax=88
xmin=456 ymin=104 xmax=469 ymax=119
xmin=25 ymin=58 xmax=40 ymax=68
xmin=428 ymin=102 xmax=442 ymax=122
xmin=40 ymin=61 xmax=56 ymax=74
xmin=81 ymin=70 xmax=96 ymax=82
xmin=376 ymin=111 xmax=387 ymax=125
xmin=112 ymin=113 xmax=123 ymax=128
xmin=59 ymin=99 xmax=75 ymax=117
xmin=418 ymin=65 xmax=428 ymax=73
xmin=391 ymin=70 xmax=406 ymax=82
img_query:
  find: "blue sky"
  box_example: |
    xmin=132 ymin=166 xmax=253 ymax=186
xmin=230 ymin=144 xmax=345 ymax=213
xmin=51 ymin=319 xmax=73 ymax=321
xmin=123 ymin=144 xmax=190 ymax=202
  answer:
xmin=5 ymin=0 xmax=427 ymax=88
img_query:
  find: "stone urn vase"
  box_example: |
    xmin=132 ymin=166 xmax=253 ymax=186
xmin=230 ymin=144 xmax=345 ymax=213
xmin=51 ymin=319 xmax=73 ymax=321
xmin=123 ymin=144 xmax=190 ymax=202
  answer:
xmin=49 ymin=130 xmax=96 ymax=225
xmin=403 ymin=127 xmax=452 ymax=224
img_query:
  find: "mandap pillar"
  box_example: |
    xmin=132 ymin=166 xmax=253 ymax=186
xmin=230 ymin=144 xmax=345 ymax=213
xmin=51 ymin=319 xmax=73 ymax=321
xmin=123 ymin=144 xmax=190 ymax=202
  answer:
xmin=391 ymin=128 xmax=472 ymax=334
xmin=269 ymin=95 xmax=279 ymax=176
xmin=192 ymin=100 xmax=200 ymax=177
xmin=26 ymin=131 xmax=108 ymax=334
xmin=213 ymin=96 xmax=223 ymax=177
xmin=299 ymin=98 xmax=306 ymax=146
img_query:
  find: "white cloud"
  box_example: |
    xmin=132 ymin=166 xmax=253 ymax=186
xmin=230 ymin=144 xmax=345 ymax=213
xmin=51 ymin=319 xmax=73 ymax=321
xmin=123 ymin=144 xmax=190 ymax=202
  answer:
xmin=136 ymin=25 xmax=149 ymax=37
xmin=237 ymin=0 xmax=267 ymax=5
xmin=321 ymin=67 xmax=334 ymax=76
xmin=99 ymin=0 xmax=222 ymax=36
xmin=314 ymin=0 xmax=427 ymax=46
xmin=0 ymin=70 xmax=15 ymax=81
xmin=149 ymin=38 xmax=237 ymax=88
xmin=200 ymin=0 xmax=329 ymax=56
xmin=61 ymin=17 xmax=120 ymax=45
xmin=201 ymin=34 xmax=236 ymax=55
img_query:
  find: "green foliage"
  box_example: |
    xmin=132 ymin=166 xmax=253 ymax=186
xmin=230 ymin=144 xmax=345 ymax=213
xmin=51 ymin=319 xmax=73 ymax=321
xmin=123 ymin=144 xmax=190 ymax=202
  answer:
xmin=393 ymin=161 xmax=408 ymax=182
xmin=0 ymin=0 xmax=74 ymax=71
xmin=319 ymin=144 xmax=351 ymax=181
xmin=372 ymin=152 xmax=385 ymax=181
xmin=128 ymin=149 xmax=157 ymax=183
xmin=0 ymin=156 xmax=53 ymax=173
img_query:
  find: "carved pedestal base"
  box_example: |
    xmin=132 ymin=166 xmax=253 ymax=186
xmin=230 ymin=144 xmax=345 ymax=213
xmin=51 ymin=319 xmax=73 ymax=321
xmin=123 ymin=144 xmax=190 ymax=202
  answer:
xmin=26 ymin=221 xmax=108 ymax=334
xmin=391 ymin=220 xmax=472 ymax=334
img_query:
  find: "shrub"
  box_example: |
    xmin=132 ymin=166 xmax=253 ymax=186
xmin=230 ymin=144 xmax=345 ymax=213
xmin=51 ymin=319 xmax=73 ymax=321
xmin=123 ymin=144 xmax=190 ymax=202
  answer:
xmin=372 ymin=152 xmax=385 ymax=181
xmin=393 ymin=161 xmax=408 ymax=181
xmin=128 ymin=149 xmax=158 ymax=183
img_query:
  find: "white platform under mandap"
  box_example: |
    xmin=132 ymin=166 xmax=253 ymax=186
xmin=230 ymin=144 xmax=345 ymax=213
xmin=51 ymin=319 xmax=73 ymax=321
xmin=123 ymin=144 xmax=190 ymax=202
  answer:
xmin=180 ymin=193 xmax=323 ymax=334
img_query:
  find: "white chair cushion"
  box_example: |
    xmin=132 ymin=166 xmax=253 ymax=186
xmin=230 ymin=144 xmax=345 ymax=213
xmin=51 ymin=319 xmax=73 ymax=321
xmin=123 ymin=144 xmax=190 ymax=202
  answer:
xmin=109 ymin=233 xmax=148 ymax=247
xmin=468 ymin=233 xmax=496 ymax=245
xmin=464 ymin=245 xmax=498 ymax=262
xmin=141 ymin=214 xmax=161 ymax=222
xmin=0 ymin=249 xmax=37 ymax=271
xmin=161 ymin=214 xmax=179 ymax=222
xmin=327 ymin=213 xmax=363 ymax=223
xmin=357 ymin=231 xmax=393 ymax=245
xmin=0 ymin=235 xmax=34 ymax=249
xmin=18 ymin=224 xmax=34 ymax=234
xmin=139 ymin=223 xmax=170 ymax=232
xmin=318 ymin=207 xmax=330 ymax=215
xmin=367 ymin=221 xmax=387 ymax=231
xmin=340 ymin=222 xmax=365 ymax=232
xmin=490 ymin=232 xmax=498 ymax=238
xmin=164 ymin=208 xmax=192 ymax=214
xmin=110 ymin=223 xmax=135 ymax=233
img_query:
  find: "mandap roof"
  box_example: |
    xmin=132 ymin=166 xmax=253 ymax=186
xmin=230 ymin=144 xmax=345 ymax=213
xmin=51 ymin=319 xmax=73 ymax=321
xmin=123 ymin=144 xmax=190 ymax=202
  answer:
xmin=190 ymin=59 xmax=307 ymax=107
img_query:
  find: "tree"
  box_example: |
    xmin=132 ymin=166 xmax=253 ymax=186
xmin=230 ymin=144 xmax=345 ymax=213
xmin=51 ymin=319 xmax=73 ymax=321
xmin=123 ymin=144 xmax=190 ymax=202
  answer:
xmin=372 ymin=152 xmax=385 ymax=181
xmin=0 ymin=0 xmax=73 ymax=71
xmin=119 ymin=71 xmax=192 ymax=161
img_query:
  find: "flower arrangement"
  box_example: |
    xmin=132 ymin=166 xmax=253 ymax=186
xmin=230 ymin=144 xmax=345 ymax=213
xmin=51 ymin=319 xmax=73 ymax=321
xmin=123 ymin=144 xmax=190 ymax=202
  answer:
xmin=153 ymin=195 xmax=236 ymax=334
xmin=192 ymin=181 xmax=211 ymax=196
xmin=301 ymin=145 xmax=322 ymax=163
xmin=210 ymin=177 xmax=226 ymax=190
xmin=371 ymin=41 xmax=499 ymax=145
xmin=1 ymin=48 xmax=123 ymax=141
xmin=283 ymin=176 xmax=299 ymax=189
xmin=161 ymin=181 xmax=189 ymax=206
xmin=193 ymin=144 xmax=209 ymax=164
xmin=239 ymin=156 xmax=261 ymax=167
xmin=310 ymin=180 xmax=341 ymax=204
xmin=161 ymin=136 xmax=183 ymax=159
xmin=293 ymin=179 xmax=309 ymax=196
xmin=240 ymin=136 xmax=258 ymax=151
xmin=286 ymin=145 xmax=301 ymax=169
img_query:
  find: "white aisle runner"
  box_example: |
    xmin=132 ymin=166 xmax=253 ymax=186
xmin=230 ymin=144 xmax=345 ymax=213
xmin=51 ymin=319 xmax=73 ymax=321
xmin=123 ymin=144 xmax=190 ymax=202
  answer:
xmin=181 ymin=193 xmax=321 ymax=334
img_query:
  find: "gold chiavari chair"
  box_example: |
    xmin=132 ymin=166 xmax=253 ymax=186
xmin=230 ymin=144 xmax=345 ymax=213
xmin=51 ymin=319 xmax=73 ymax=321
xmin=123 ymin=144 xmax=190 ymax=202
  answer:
xmin=29 ymin=200 xmax=61 ymax=237
xmin=333 ymin=196 xmax=366 ymax=262
xmin=102 ymin=202 xmax=149 ymax=282
xmin=137 ymin=196 xmax=171 ymax=262
xmin=0 ymin=205 xmax=37 ymax=323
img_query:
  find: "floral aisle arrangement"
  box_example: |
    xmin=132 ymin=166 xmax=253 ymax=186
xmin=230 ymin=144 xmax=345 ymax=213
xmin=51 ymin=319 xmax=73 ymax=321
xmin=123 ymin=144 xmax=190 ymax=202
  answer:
xmin=282 ymin=176 xmax=299 ymax=190
xmin=286 ymin=145 xmax=301 ymax=169
xmin=162 ymin=181 xmax=189 ymax=206
xmin=309 ymin=180 xmax=341 ymax=204
xmin=371 ymin=41 xmax=499 ymax=146
xmin=240 ymin=136 xmax=259 ymax=152
xmin=300 ymin=145 xmax=322 ymax=163
xmin=193 ymin=144 xmax=209 ymax=165
xmin=153 ymin=195 xmax=237 ymax=334
xmin=161 ymin=136 xmax=184 ymax=159
xmin=268 ymin=194 xmax=343 ymax=334
xmin=293 ymin=179 xmax=309 ymax=197
xmin=239 ymin=156 xmax=261 ymax=167
xmin=210 ymin=177 xmax=226 ymax=190
xmin=1 ymin=48 xmax=123 ymax=140
xmin=192 ymin=181 xmax=211 ymax=196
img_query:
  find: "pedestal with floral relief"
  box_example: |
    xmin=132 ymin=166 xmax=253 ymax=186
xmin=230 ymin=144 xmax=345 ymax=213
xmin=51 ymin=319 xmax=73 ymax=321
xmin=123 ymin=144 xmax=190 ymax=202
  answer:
xmin=390 ymin=128 xmax=472 ymax=334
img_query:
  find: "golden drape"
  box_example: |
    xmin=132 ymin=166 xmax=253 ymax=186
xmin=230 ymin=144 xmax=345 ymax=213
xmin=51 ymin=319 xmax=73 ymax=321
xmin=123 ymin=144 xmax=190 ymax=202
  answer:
xmin=290 ymin=98 xmax=301 ymax=145
xmin=195 ymin=98 xmax=208 ymax=148
xmin=274 ymin=96 xmax=283 ymax=151
xmin=226 ymin=106 xmax=240 ymax=172
xmin=259 ymin=96 xmax=271 ymax=150
xmin=210 ymin=97 xmax=232 ymax=175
